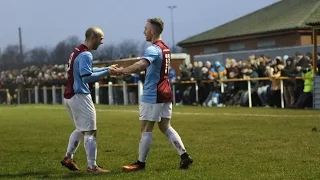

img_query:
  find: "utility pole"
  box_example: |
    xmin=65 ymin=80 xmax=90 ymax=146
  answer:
xmin=19 ymin=27 xmax=24 ymax=63
xmin=168 ymin=5 xmax=177 ymax=52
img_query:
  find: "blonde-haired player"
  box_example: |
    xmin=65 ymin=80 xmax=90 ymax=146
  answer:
xmin=112 ymin=18 xmax=193 ymax=172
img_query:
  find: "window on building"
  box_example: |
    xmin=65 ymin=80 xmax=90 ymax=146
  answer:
xmin=258 ymin=39 xmax=275 ymax=48
xmin=229 ymin=43 xmax=245 ymax=51
xmin=203 ymin=47 xmax=218 ymax=54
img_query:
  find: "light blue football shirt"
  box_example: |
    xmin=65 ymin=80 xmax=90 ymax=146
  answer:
xmin=73 ymin=52 xmax=93 ymax=94
xmin=141 ymin=45 xmax=164 ymax=104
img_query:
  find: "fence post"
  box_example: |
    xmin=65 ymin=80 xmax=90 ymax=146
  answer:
xmin=138 ymin=80 xmax=143 ymax=103
xmin=247 ymin=80 xmax=252 ymax=108
xmin=220 ymin=81 xmax=225 ymax=93
xmin=43 ymin=86 xmax=47 ymax=104
xmin=61 ymin=85 xmax=65 ymax=104
xmin=6 ymin=89 xmax=9 ymax=104
xmin=108 ymin=81 xmax=113 ymax=105
xmin=95 ymin=82 xmax=100 ymax=104
xmin=52 ymin=86 xmax=56 ymax=105
xmin=28 ymin=89 xmax=31 ymax=104
xmin=172 ymin=83 xmax=176 ymax=105
xmin=123 ymin=81 xmax=128 ymax=105
xmin=35 ymin=86 xmax=39 ymax=104
xmin=195 ymin=81 xmax=199 ymax=104
xmin=17 ymin=89 xmax=20 ymax=105
xmin=280 ymin=79 xmax=284 ymax=109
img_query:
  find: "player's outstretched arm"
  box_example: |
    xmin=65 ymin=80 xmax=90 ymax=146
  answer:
xmin=93 ymin=67 xmax=109 ymax=72
xmin=111 ymin=59 xmax=149 ymax=75
xmin=81 ymin=69 xmax=109 ymax=83
xmin=79 ymin=53 xmax=117 ymax=83
xmin=82 ymin=66 xmax=119 ymax=83
xmin=111 ymin=46 xmax=157 ymax=75
xmin=93 ymin=64 xmax=118 ymax=72
xmin=122 ymin=59 xmax=149 ymax=74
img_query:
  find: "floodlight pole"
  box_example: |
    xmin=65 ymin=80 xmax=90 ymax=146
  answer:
xmin=168 ymin=5 xmax=177 ymax=52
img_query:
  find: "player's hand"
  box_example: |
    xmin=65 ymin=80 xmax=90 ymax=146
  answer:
xmin=109 ymin=64 xmax=120 ymax=75
xmin=109 ymin=64 xmax=119 ymax=69
xmin=110 ymin=67 xmax=124 ymax=76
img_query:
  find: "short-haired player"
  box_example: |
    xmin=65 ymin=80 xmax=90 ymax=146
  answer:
xmin=112 ymin=18 xmax=193 ymax=172
xmin=61 ymin=26 xmax=117 ymax=173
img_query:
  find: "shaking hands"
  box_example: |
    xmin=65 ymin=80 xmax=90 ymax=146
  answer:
xmin=109 ymin=64 xmax=124 ymax=76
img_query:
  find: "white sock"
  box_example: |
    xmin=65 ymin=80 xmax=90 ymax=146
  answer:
xmin=138 ymin=132 xmax=152 ymax=163
xmin=165 ymin=127 xmax=187 ymax=155
xmin=65 ymin=130 xmax=83 ymax=159
xmin=84 ymin=135 xmax=97 ymax=168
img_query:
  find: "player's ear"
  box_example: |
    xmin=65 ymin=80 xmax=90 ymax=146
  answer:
xmin=91 ymin=34 xmax=96 ymax=40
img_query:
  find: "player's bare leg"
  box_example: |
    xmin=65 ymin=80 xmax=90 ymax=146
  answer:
xmin=61 ymin=129 xmax=83 ymax=171
xmin=158 ymin=118 xmax=193 ymax=169
xmin=84 ymin=130 xmax=111 ymax=173
xmin=122 ymin=121 xmax=155 ymax=172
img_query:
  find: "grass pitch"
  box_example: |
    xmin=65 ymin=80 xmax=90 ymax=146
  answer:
xmin=1 ymin=105 xmax=320 ymax=180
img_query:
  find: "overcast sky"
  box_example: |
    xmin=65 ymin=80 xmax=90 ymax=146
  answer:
xmin=0 ymin=0 xmax=279 ymax=50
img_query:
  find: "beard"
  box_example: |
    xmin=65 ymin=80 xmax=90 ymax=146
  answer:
xmin=92 ymin=44 xmax=99 ymax=50
xmin=145 ymin=35 xmax=152 ymax=42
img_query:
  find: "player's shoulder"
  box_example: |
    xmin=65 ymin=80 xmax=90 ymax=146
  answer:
xmin=145 ymin=44 xmax=161 ymax=54
xmin=77 ymin=51 xmax=93 ymax=60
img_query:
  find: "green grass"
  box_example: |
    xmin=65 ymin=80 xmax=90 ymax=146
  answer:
xmin=1 ymin=105 xmax=320 ymax=179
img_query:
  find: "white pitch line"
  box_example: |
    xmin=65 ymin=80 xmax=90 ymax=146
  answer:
xmin=9 ymin=105 xmax=320 ymax=118
xmin=96 ymin=109 xmax=320 ymax=118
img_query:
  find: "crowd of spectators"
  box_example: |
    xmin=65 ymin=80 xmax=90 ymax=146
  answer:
xmin=1 ymin=51 xmax=319 ymax=109
xmin=0 ymin=65 xmax=67 ymax=103
xmin=172 ymin=52 xmax=320 ymax=109
xmin=0 ymin=64 xmax=142 ymax=104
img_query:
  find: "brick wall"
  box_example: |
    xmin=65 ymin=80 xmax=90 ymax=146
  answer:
xmin=183 ymin=32 xmax=312 ymax=62
xmin=300 ymin=35 xmax=320 ymax=45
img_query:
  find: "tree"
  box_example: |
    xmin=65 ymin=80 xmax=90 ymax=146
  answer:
xmin=140 ymin=41 xmax=150 ymax=56
xmin=94 ymin=44 xmax=117 ymax=61
xmin=0 ymin=44 xmax=21 ymax=70
xmin=50 ymin=36 xmax=81 ymax=64
xmin=115 ymin=39 xmax=141 ymax=59
xmin=25 ymin=47 xmax=50 ymax=64
xmin=94 ymin=40 xmax=145 ymax=61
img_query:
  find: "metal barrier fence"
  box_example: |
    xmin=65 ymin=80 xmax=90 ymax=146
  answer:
xmin=0 ymin=77 xmax=311 ymax=108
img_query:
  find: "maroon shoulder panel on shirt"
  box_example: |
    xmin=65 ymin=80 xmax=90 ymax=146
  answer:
xmin=153 ymin=40 xmax=173 ymax=103
xmin=64 ymin=44 xmax=89 ymax=99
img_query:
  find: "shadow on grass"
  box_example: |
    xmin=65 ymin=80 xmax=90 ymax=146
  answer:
xmin=0 ymin=171 xmax=53 ymax=179
xmin=62 ymin=169 xmax=130 ymax=179
xmin=0 ymin=169 xmax=127 ymax=179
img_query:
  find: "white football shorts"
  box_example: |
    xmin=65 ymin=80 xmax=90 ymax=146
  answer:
xmin=139 ymin=102 xmax=172 ymax=122
xmin=65 ymin=94 xmax=96 ymax=131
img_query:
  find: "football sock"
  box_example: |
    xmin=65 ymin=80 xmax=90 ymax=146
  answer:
xmin=165 ymin=127 xmax=187 ymax=155
xmin=138 ymin=132 xmax=152 ymax=163
xmin=65 ymin=130 xmax=83 ymax=159
xmin=84 ymin=135 xmax=97 ymax=169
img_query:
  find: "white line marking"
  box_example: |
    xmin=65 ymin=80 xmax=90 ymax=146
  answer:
xmin=8 ymin=106 xmax=320 ymax=118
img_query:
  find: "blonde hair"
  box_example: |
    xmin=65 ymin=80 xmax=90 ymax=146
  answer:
xmin=148 ymin=18 xmax=164 ymax=34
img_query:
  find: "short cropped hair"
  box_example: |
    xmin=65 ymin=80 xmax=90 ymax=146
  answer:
xmin=85 ymin=27 xmax=101 ymax=39
xmin=148 ymin=18 xmax=164 ymax=34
